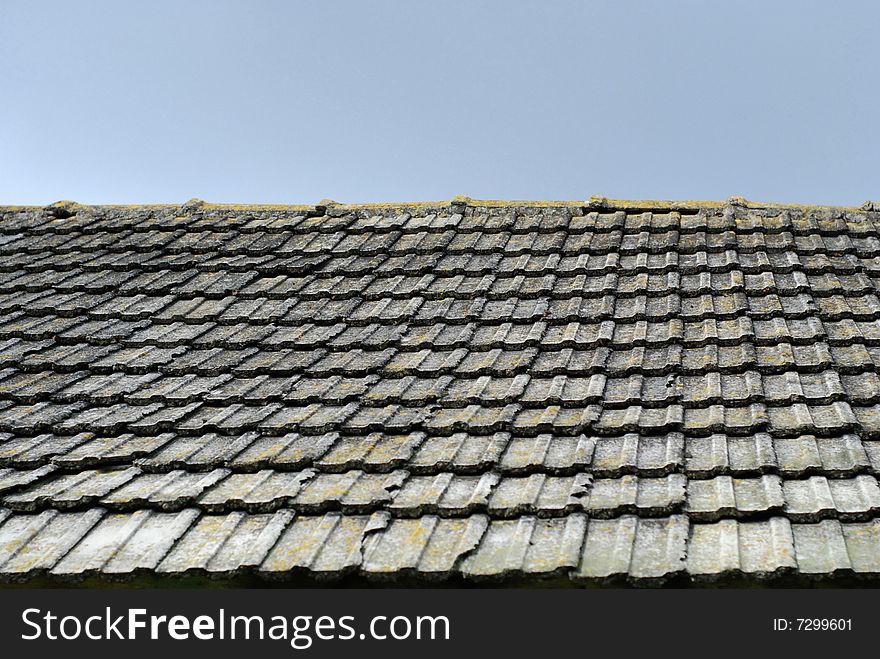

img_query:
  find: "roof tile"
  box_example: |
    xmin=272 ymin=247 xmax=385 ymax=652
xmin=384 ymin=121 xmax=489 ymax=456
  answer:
xmin=7 ymin=201 xmax=880 ymax=584
xmin=687 ymin=518 xmax=796 ymax=579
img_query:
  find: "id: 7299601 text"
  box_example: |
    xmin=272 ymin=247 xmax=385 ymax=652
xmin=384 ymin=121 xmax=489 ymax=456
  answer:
xmin=772 ymin=619 xmax=852 ymax=631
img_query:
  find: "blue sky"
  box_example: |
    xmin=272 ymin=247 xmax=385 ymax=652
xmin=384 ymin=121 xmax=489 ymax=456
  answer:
xmin=1 ymin=1 xmax=877 ymax=206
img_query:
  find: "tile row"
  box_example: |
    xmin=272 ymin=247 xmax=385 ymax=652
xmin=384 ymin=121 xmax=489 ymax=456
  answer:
xmin=6 ymin=248 xmax=880 ymax=280
xmin=1 ymin=398 xmax=880 ymax=438
xmin=5 ymin=465 xmax=880 ymax=523
xmin=5 ymin=206 xmax=879 ymax=238
xmin=2 ymin=431 xmax=879 ymax=479
xmin=3 ymin=269 xmax=880 ymax=302
xmin=8 ymin=216 xmax=880 ymax=259
xmin=8 ymin=340 xmax=880 ymax=380
xmin=7 ymin=290 xmax=880 ymax=327
xmin=3 ymin=507 xmax=880 ymax=583
xmin=9 ymin=316 xmax=880 ymax=353
xmin=6 ymin=369 xmax=880 ymax=410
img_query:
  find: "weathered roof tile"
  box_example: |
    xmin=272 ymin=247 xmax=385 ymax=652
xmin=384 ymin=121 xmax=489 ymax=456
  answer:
xmin=361 ymin=515 xmax=487 ymax=578
xmin=687 ymin=517 xmax=796 ymax=580
xmin=573 ymin=515 xmax=688 ymax=584
xmin=260 ymin=512 xmax=389 ymax=577
xmin=102 ymin=469 xmax=229 ymax=510
xmin=51 ymin=509 xmax=199 ymax=576
xmin=6 ymin=200 xmax=880 ymax=584
xmin=783 ymin=475 xmax=880 ymax=521
xmin=3 ymin=466 xmax=139 ymax=512
xmin=157 ymin=510 xmax=293 ymax=575
xmin=0 ymin=509 xmax=104 ymax=575
xmin=460 ymin=514 xmax=586 ymax=579
xmin=686 ymin=475 xmax=784 ymax=521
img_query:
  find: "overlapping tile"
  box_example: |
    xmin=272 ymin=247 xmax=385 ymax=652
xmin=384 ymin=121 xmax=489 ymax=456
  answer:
xmin=3 ymin=199 xmax=880 ymax=584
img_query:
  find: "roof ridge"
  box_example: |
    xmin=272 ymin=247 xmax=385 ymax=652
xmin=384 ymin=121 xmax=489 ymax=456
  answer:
xmin=0 ymin=196 xmax=874 ymax=213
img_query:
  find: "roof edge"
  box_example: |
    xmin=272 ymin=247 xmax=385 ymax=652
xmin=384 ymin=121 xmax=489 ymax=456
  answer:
xmin=0 ymin=196 xmax=874 ymax=213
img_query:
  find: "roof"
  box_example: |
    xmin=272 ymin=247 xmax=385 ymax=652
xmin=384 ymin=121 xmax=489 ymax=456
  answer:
xmin=2 ymin=196 xmax=880 ymax=585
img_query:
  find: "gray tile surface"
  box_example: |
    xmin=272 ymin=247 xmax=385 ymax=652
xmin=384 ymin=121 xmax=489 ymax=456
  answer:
xmin=3 ymin=198 xmax=880 ymax=583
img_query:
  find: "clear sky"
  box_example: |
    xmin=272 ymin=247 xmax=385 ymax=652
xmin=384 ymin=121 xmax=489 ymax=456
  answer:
xmin=1 ymin=1 xmax=877 ymax=206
